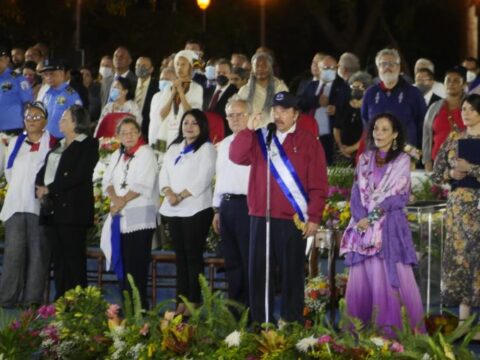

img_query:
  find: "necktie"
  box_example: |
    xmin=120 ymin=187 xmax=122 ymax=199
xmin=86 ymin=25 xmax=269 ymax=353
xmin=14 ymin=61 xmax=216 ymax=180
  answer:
xmin=209 ymin=89 xmax=221 ymax=111
xmin=135 ymin=82 xmax=146 ymax=108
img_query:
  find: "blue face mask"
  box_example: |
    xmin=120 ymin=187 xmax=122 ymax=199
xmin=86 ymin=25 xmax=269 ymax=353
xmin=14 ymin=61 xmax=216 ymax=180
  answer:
xmin=159 ymin=80 xmax=172 ymax=92
xmin=205 ymin=65 xmax=216 ymax=80
xmin=110 ymin=87 xmax=121 ymax=102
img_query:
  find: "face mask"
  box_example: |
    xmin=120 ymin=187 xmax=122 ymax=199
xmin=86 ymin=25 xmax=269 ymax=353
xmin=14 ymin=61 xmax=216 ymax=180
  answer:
xmin=159 ymin=80 xmax=172 ymax=92
xmin=467 ymin=70 xmax=476 ymax=83
xmin=99 ymin=66 xmax=113 ymax=78
xmin=320 ymin=69 xmax=336 ymax=83
xmin=135 ymin=66 xmax=150 ymax=78
xmin=416 ymin=84 xmax=431 ymax=95
xmin=205 ymin=65 xmax=216 ymax=80
xmin=351 ymin=89 xmax=364 ymax=100
xmin=216 ymin=75 xmax=229 ymax=87
xmin=110 ymin=87 xmax=121 ymax=102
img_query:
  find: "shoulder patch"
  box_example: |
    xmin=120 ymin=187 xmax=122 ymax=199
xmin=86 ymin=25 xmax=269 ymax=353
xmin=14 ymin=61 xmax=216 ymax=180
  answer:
xmin=10 ymin=71 xmax=19 ymax=79
xmin=20 ymin=80 xmax=30 ymax=91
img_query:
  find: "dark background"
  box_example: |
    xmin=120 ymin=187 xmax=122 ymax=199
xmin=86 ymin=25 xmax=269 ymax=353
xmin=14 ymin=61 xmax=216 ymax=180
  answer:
xmin=0 ymin=0 xmax=467 ymax=85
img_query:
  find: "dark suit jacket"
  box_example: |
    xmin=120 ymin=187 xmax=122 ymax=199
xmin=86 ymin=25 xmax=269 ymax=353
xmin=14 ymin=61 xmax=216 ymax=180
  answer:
xmin=36 ymin=136 xmax=99 ymax=227
xmin=299 ymin=76 xmax=350 ymax=131
xmin=100 ymin=70 xmax=138 ymax=106
xmin=203 ymin=84 xmax=238 ymax=136
xmin=427 ymin=93 xmax=442 ymax=108
xmin=140 ymin=77 xmax=159 ymax=142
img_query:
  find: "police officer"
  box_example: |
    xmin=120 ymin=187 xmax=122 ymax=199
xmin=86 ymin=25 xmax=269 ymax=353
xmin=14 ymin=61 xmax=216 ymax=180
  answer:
xmin=0 ymin=46 xmax=33 ymax=134
xmin=39 ymin=60 xmax=82 ymax=138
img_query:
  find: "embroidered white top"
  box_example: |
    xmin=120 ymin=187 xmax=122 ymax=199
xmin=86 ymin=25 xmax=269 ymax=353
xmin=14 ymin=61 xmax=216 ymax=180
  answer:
xmin=212 ymin=134 xmax=250 ymax=208
xmin=159 ymin=141 xmax=216 ymax=217
xmin=0 ymin=131 xmax=51 ymax=221
xmin=102 ymin=145 xmax=159 ymax=232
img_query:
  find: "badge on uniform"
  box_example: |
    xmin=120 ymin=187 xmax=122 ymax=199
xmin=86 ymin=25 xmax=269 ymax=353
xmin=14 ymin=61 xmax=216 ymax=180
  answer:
xmin=20 ymin=80 xmax=30 ymax=91
xmin=1 ymin=82 xmax=12 ymax=92
xmin=56 ymin=96 xmax=66 ymax=105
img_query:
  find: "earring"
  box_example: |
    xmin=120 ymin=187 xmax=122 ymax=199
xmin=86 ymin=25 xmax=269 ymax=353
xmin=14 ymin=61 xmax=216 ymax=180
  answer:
xmin=392 ymin=138 xmax=398 ymax=151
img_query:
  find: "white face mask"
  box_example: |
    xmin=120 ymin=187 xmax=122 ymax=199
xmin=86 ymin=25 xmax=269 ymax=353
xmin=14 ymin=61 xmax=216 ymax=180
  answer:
xmin=320 ymin=69 xmax=336 ymax=83
xmin=158 ymin=80 xmax=172 ymax=92
xmin=467 ymin=70 xmax=477 ymax=83
xmin=99 ymin=66 xmax=113 ymax=78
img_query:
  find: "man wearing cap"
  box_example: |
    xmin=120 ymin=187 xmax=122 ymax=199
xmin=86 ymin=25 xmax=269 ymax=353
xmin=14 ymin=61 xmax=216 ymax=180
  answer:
xmin=0 ymin=46 xmax=33 ymax=134
xmin=39 ymin=60 xmax=82 ymax=138
xmin=230 ymin=91 xmax=328 ymax=324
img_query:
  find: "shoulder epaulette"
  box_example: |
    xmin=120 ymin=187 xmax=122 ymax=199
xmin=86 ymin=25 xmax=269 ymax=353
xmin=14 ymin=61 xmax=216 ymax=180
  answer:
xmin=65 ymin=86 xmax=76 ymax=94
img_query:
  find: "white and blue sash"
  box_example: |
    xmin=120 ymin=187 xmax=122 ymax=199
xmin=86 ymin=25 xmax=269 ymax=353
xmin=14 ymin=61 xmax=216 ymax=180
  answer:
xmin=256 ymin=128 xmax=309 ymax=222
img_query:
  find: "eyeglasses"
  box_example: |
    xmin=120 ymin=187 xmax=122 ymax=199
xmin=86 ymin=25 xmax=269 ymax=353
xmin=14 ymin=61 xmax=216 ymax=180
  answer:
xmin=226 ymin=112 xmax=248 ymax=120
xmin=378 ymin=61 xmax=400 ymax=69
xmin=321 ymin=66 xmax=336 ymax=70
xmin=119 ymin=130 xmax=139 ymax=137
xmin=24 ymin=115 xmax=45 ymax=122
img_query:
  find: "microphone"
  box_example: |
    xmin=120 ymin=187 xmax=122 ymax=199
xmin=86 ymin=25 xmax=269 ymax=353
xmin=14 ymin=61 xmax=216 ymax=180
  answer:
xmin=266 ymin=123 xmax=277 ymax=149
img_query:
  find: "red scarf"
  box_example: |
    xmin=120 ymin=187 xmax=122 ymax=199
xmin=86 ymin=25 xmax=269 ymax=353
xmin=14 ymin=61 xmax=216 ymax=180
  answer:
xmin=123 ymin=137 xmax=146 ymax=160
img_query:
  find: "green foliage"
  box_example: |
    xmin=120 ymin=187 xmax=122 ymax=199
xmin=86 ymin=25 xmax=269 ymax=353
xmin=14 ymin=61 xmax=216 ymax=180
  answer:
xmin=327 ymin=166 xmax=355 ymax=189
xmin=122 ymin=273 xmax=144 ymax=325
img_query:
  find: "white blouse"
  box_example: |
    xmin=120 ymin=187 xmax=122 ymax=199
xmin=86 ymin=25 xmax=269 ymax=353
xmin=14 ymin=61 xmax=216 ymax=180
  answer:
xmin=95 ymin=100 xmax=143 ymax=136
xmin=0 ymin=131 xmax=51 ymax=221
xmin=148 ymin=82 xmax=203 ymax=146
xmin=159 ymin=141 xmax=216 ymax=217
xmin=102 ymin=145 xmax=159 ymax=232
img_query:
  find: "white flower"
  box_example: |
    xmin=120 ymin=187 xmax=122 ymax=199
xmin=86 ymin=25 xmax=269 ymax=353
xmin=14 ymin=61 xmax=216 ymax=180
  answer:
xmin=422 ymin=354 xmax=432 ymax=360
xmin=295 ymin=335 xmax=318 ymax=353
xmin=370 ymin=336 xmax=387 ymax=347
xmin=224 ymin=330 xmax=242 ymax=348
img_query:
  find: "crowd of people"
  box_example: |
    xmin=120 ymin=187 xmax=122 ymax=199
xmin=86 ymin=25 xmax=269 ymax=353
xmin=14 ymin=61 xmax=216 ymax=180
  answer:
xmin=0 ymin=40 xmax=479 ymax=337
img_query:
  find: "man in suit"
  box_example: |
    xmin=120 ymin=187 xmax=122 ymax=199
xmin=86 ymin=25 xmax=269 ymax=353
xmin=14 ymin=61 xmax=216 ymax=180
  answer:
xmin=134 ymin=56 xmax=158 ymax=140
xmin=299 ymin=55 xmax=350 ymax=164
xmin=415 ymin=68 xmax=442 ymax=108
xmin=203 ymin=59 xmax=238 ymax=136
xmin=100 ymin=46 xmax=137 ymax=106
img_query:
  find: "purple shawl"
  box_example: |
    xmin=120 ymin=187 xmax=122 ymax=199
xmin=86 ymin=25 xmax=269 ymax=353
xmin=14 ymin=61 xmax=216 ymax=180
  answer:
xmin=340 ymin=151 xmax=418 ymax=287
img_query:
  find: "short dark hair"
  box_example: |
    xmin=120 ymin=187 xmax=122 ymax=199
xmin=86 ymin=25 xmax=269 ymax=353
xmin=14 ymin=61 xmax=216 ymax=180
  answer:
xmin=170 ymin=109 xmax=210 ymax=152
xmin=116 ymin=117 xmax=141 ymax=135
xmin=216 ymin=58 xmax=231 ymax=70
xmin=115 ymin=77 xmax=134 ymax=101
xmin=22 ymin=60 xmax=37 ymax=72
xmin=232 ymin=66 xmax=248 ymax=80
xmin=69 ymin=104 xmax=91 ymax=135
xmin=463 ymin=93 xmax=480 ymax=114
xmin=367 ymin=112 xmax=406 ymax=164
xmin=464 ymin=56 xmax=479 ymax=68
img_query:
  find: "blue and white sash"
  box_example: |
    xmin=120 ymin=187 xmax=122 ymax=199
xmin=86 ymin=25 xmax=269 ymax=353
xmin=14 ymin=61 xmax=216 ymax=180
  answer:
xmin=6 ymin=133 xmax=27 ymax=169
xmin=256 ymin=128 xmax=309 ymax=222
xmin=174 ymin=143 xmax=195 ymax=165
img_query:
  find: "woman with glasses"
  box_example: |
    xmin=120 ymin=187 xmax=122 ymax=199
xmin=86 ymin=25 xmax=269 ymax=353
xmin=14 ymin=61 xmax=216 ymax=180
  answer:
xmin=0 ymin=102 xmax=56 ymax=308
xmin=159 ymin=109 xmax=216 ymax=315
xmin=101 ymin=118 xmax=158 ymax=309
xmin=35 ymin=105 xmax=99 ymax=299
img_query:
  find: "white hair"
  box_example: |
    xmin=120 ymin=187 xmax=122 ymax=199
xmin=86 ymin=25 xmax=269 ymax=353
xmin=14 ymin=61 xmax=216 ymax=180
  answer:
xmin=375 ymin=48 xmax=401 ymax=67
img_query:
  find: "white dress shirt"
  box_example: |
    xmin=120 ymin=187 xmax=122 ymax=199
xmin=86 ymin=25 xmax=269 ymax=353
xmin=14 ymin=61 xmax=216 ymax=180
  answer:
xmin=159 ymin=141 xmax=216 ymax=217
xmin=212 ymin=134 xmax=250 ymax=207
xmin=149 ymin=81 xmax=203 ymax=147
xmin=102 ymin=145 xmax=159 ymax=232
xmin=314 ymin=81 xmax=332 ymax=136
xmin=0 ymin=131 xmax=51 ymax=221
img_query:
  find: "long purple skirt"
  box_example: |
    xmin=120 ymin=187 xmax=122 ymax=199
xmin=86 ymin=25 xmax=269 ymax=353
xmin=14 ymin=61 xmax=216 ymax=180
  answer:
xmin=345 ymin=256 xmax=425 ymax=337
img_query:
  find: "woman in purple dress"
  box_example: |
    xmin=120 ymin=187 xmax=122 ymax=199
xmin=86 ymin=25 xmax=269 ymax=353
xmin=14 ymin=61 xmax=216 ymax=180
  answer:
xmin=340 ymin=112 xmax=425 ymax=337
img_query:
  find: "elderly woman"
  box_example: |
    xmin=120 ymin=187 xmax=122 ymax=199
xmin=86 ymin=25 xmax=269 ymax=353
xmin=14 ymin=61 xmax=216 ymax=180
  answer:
xmin=101 ymin=118 xmax=158 ymax=309
xmin=423 ymin=66 xmax=467 ymax=171
xmin=149 ymin=50 xmax=203 ymax=152
xmin=431 ymin=93 xmax=480 ymax=326
xmin=0 ymin=102 xmax=55 ymax=308
xmin=94 ymin=77 xmax=142 ymax=138
xmin=159 ymin=109 xmax=216 ymax=315
xmin=340 ymin=113 xmax=424 ymax=337
xmin=333 ymin=71 xmax=372 ymax=164
xmin=35 ymin=105 xmax=99 ymax=299
xmin=237 ymin=52 xmax=288 ymax=128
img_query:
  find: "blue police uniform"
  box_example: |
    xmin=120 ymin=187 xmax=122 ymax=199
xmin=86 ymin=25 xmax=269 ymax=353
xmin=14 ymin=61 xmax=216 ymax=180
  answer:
xmin=42 ymin=83 xmax=82 ymax=138
xmin=0 ymin=68 xmax=33 ymax=131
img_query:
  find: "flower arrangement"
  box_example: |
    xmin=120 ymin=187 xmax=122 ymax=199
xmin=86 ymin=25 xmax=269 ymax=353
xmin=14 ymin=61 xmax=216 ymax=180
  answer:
xmin=98 ymin=137 xmax=121 ymax=159
xmin=411 ymin=177 xmax=448 ymax=203
xmin=320 ymin=166 xmax=355 ymax=230
xmin=304 ymin=272 xmax=349 ymax=322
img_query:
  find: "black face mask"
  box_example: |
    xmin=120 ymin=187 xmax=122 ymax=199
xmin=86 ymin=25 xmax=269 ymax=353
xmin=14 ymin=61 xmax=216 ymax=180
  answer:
xmin=351 ymin=89 xmax=364 ymax=100
xmin=216 ymin=75 xmax=229 ymax=87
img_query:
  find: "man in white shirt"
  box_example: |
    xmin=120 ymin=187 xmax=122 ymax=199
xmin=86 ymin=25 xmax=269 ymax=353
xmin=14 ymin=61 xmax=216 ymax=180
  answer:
xmin=414 ymin=58 xmax=446 ymax=98
xmin=212 ymin=95 xmax=251 ymax=309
